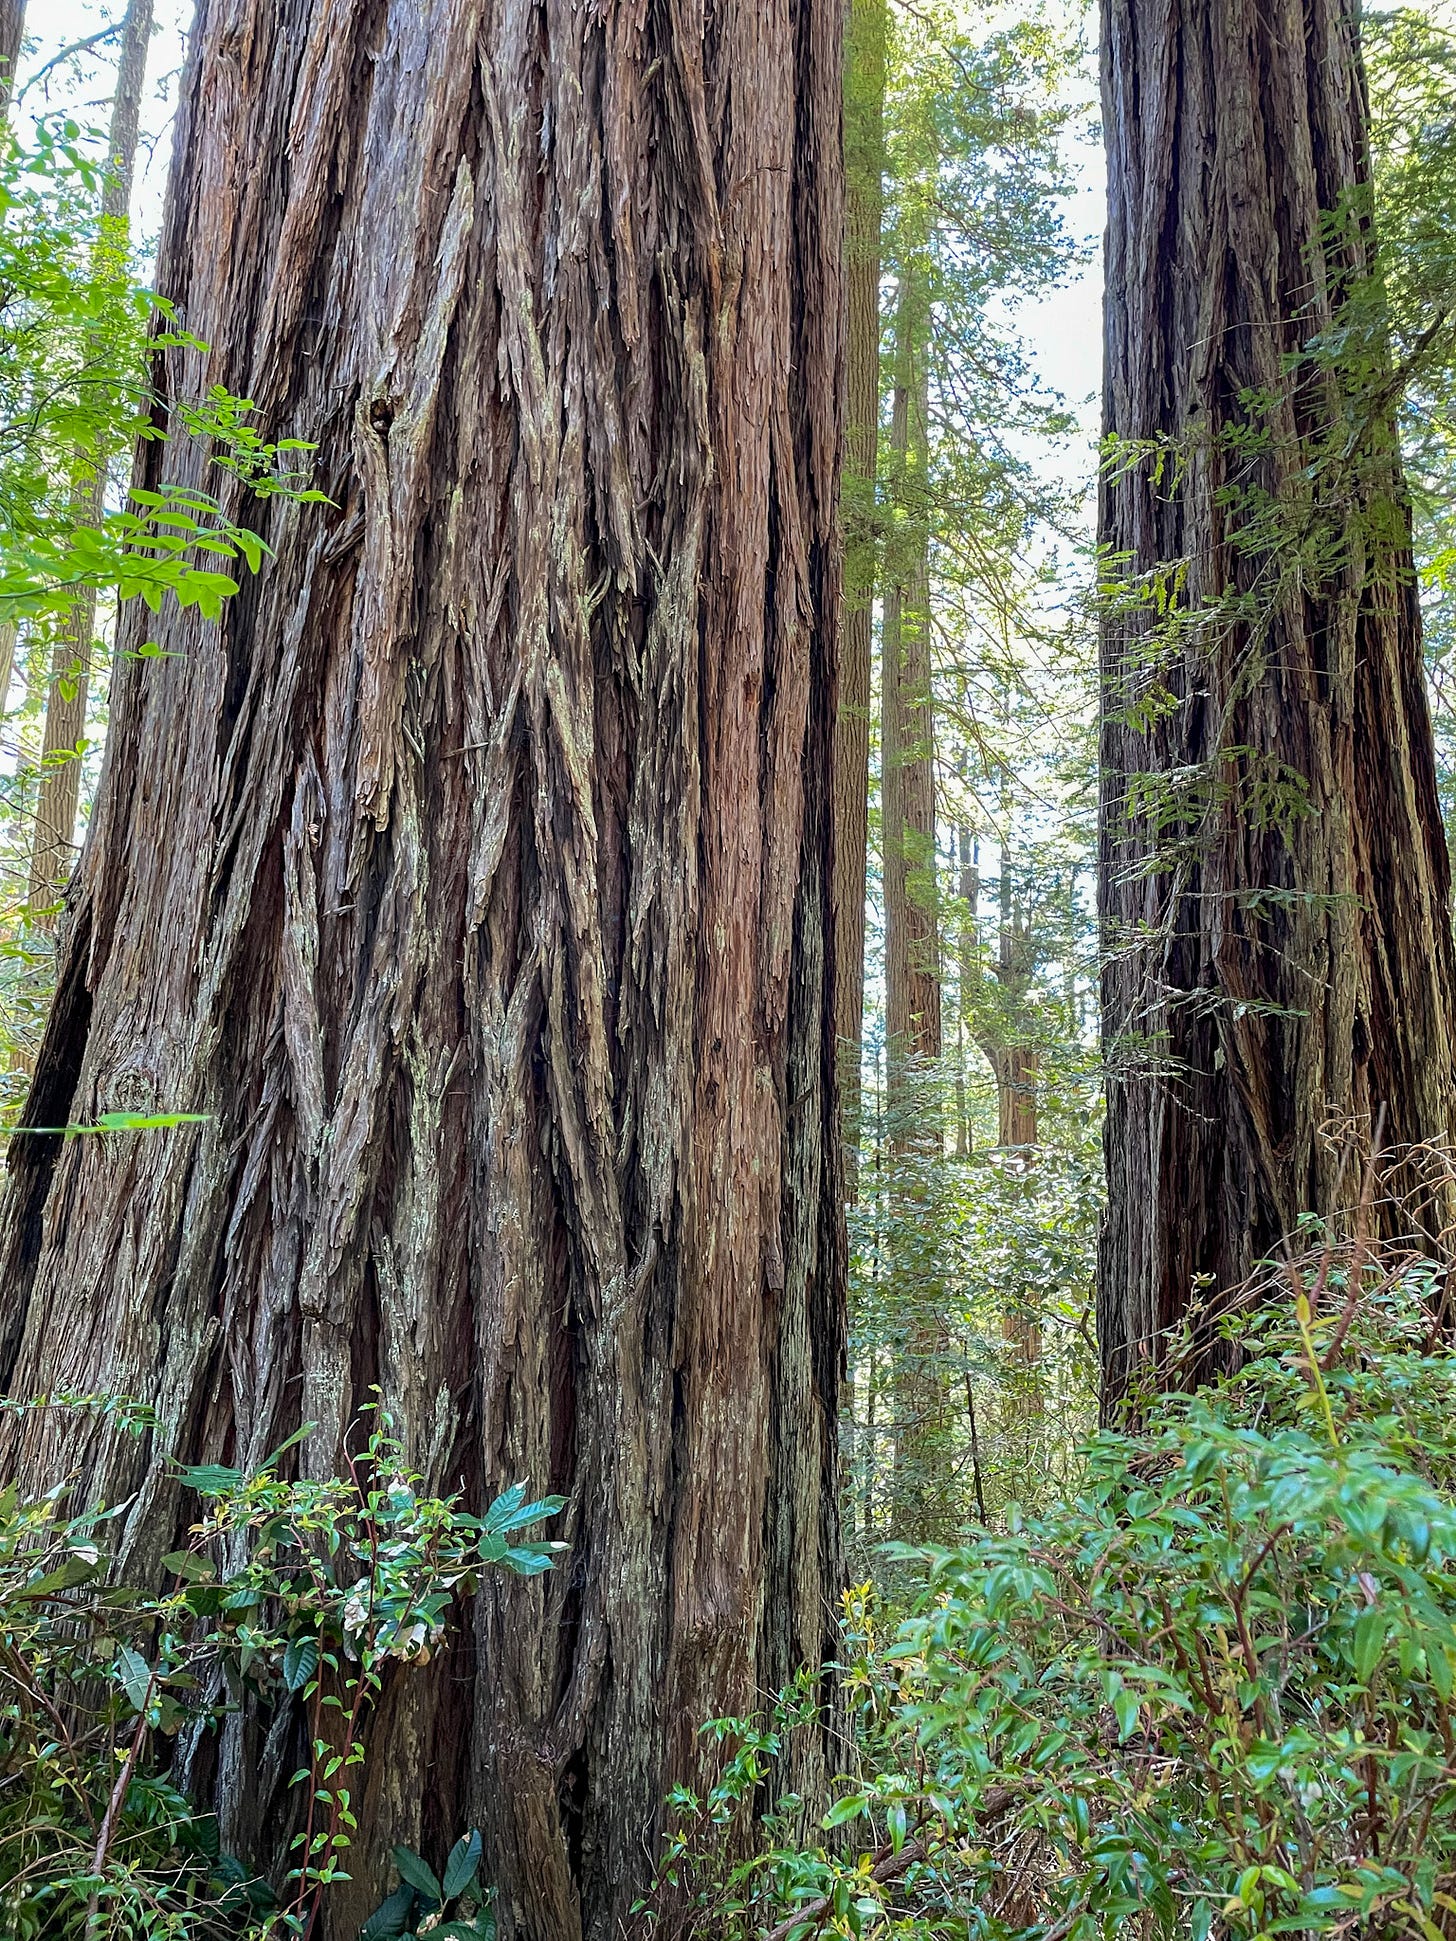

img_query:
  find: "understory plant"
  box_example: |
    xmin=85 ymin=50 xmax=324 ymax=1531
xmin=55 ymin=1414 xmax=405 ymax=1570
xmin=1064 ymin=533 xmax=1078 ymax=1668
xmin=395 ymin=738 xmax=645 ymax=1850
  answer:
xmin=0 ymin=118 xmax=329 ymax=1087
xmin=0 ymin=1397 xmax=563 ymax=1937
xmin=0 ymin=120 xmax=326 ymax=639
xmin=657 ymin=1239 xmax=1456 ymax=1941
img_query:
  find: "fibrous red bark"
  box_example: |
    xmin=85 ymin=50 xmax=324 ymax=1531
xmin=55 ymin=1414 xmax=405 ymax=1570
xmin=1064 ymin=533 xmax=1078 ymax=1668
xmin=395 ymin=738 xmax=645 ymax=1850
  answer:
xmin=1097 ymin=0 xmax=1456 ymax=1403
xmin=0 ymin=2 xmax=22 ymax=113
xmin=0 ymin=1 xmax=846 ymax=1934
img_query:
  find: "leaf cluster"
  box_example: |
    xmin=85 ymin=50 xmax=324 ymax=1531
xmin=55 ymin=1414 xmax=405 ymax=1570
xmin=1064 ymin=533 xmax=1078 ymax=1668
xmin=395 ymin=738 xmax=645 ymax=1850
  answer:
xmin=675 ymin=1260 xmax=1456 ymax=1941
xmin=0 ymin=122 xmax=326 ymax=641
xmin=0 ymin=1401 xmax=565 ymax=1937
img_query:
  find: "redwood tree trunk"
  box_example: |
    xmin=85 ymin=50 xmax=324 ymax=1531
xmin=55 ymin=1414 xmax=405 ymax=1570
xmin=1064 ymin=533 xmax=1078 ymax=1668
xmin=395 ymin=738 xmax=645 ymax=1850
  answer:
xmin=833 ymin=0 xmax=885 ymax=1191
xmin=881 ymin=269 xmax=940 ymax=1101
xmin=0 ymin=1 xmax=846 ymax=1934
xmin=1097 ymin=0 xmax=1456 ymax=1404
xmin=0 ymin=2 xmax=22 ymax=113
xmin=882 ymin=267 xmax=943 ymax=1539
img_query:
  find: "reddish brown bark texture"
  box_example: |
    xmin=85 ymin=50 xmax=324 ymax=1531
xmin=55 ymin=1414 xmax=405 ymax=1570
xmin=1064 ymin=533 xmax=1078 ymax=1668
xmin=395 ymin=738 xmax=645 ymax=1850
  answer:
xmin=0 ymin=1 xmax=846 ymax=1934
xmin=1098 ymin=0 xmax=1456 ymax=1403
xmin=0 ymin=2 xmax=22 ymax=112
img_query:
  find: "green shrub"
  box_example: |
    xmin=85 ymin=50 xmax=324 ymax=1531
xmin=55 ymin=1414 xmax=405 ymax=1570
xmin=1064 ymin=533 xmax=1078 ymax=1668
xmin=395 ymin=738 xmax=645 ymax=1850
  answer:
xmin=663 ymin=1247 xmax=1456 ymax=1941
xmin=0 ymin=1398 xmax=562 ymax=1937
xmin=0 ymin=121 xmax=326 ymax=643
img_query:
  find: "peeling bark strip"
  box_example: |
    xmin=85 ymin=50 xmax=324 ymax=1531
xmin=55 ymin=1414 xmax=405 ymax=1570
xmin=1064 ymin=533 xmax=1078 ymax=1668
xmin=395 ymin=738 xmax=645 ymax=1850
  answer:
xmin=1097 ymin=0 xmax=1456 ymax=1403
xmin=0 ymin=0 xmax=845 ymax=1934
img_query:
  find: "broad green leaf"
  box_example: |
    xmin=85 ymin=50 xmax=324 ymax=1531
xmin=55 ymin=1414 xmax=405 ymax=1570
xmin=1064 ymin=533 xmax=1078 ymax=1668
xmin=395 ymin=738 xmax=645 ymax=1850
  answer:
xmin=443 ymin=1830 xmax=483 ymax=1899
xmin=495 ymin=1495 xmax=566 ymax=1533
xmin=179 ymin=1462 xmax=243 ymax=1497
xmin=393 ymin=1845 xmax=443 ymax=1904
xmin=7 ymin=1111 xmax=210 ymax=1137
xmin=161 ymin=1550 xmax=217 ymax=1583
xmin=482 ymin=1484 xmax=528 ymax=1533
xmin=360 ymin=1884 xmax=416 ymax=1940
xmin=255 ymin=1422 xmax=315 ymax=1475
xmin=1112 ymin=1686 xmax=1141 ymax=1741
xmin=1352 ymin=1608 xmax=1388 ymax=1684
xmin=16 ymin=1555 xmax=99 ymax=1597
xmin=115 ymin=1645 xmax=151 ymax=1712
xmin=283 ymin=1636 xmax=320 ymax=1693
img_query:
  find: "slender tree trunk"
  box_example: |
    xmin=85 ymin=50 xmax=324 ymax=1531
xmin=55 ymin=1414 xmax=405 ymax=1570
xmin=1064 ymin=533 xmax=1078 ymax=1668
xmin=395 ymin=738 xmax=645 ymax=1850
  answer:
xmin=1063 ymin=866 xmax=1080 ymax=1037
xmin=992 ymin=856 xmax=1037 ymax=1150
xmin=996 ymin=860 xmax=1040 ymax=1372
xmin=0 ymin=624 xmax=17 ymax=717
xmin=0 ymin=1 xmax=846 ymax=1934
xmin=960 ymin=821 xmax=1040 ymax=1364
xmin=1098 ymin=0 xmax=1456 ymax=1406
xmin=965 ymin=806 xmax=1037 ymax=1152
xmin=993 ymin=1044 xmax=1038 ymax=1148
xmin=881 ymin=269 xmax=939 ymax=1109
xmin=954 ymin=823 xmax=973 ymax=1158
xmin=833 ymin=0 xmax=885 ymax=1196
xmin=27 ymin=0 xmax=154 ymax=925
xmin=0 ymin=1 xmax=23 ymax=113
xmin=882 ymin=267 xmax=944 ymax=1541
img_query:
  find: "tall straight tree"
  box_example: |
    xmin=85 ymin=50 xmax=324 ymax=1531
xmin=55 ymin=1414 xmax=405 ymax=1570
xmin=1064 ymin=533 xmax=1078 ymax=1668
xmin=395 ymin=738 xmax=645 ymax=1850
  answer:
xmin=0 ymin=1 xmax=845 ymax=1935
xmin=1097 ymin=0 xmax=1456 ymax=1403
xmin=28 ymin=0 xmax=154 ymax=921
xmin=834 ymin=0 xmax=885 ymax=1189
xmin=882 ymin=260 xmax=945 ymax=1539
xmin=881 ymin=263 xmax=941 ymax=1104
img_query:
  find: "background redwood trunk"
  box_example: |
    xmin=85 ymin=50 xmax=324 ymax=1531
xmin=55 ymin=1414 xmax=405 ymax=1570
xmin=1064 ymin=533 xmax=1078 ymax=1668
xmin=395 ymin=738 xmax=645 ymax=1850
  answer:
xmin=881 ymin=268 xmax=940 ymax=1102
xmin=0 ymin=1 xmax=845 ymax=1934
xmin=1097 ymin=0 xmax=1456 ymax=1404
xmin=0 ymin=2 xmax=21 ymax=112
xmin=881 ymin=261 xmax=943 ymax=1536
xmin=833 ymin=0 xmax=885 ymax=1193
